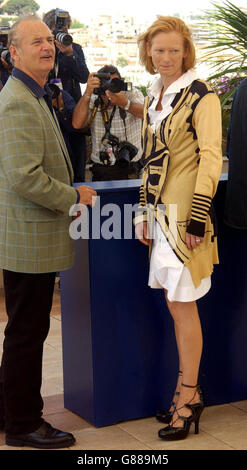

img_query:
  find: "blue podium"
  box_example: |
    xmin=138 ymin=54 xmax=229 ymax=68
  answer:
xmin=60 ymin=176 xmax=247 ymax=427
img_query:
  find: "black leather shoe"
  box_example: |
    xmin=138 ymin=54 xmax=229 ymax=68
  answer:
xmin=156 ymin=408 xmax=174 ymax=424
xmin=6 ymin=421 xmax=76 ymax=449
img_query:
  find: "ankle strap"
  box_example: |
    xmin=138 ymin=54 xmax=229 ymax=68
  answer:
xmin=181 ymin=383 xmax=198 ymax=388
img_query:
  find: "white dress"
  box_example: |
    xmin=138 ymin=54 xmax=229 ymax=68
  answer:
xmin=147 ymin=71 xmax=211 ymax=302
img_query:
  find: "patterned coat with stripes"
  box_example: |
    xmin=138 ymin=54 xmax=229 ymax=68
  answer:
xmin=135 ymin=79 xmax=222 ymax=288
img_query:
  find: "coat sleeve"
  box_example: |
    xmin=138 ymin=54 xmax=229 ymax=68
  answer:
xmin=133 ymin=168 xmax=148 ymax=225
xmin=59 ymin=44 xmax=89 ymax=84
xmin=187 ymin=92 xmax=222 ymax=237
xmin=0 ymin=98 xmax=77 ymax=216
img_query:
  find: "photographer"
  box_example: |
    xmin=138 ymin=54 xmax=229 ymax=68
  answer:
xmin=0 ymin=57 xmax=12 ymax=87
xmin=49 ymin=82 xmax=80 ymax=179
xmin=43 ymin=9 xmax=89 ymax=102
xmin=0 ymin=27 xmax=13 ymax=89
xmin=43 ymin=8 xmax=89 ymax=182
xmin=72 ymin=65 xmax=144 ymax=181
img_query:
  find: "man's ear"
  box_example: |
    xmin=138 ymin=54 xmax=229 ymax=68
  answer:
xmin=9 ymin=44 xmax=19 ymax=64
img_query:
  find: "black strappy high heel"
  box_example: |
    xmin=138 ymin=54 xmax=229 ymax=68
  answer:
xmin=158 ymin=383 xmax=204 ymax=441
xmin=156 ymin=371 xmax=183 ymax=424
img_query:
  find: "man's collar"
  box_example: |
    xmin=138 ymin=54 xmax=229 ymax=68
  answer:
xmin=12 ymin=67 xmax=51 ymax=98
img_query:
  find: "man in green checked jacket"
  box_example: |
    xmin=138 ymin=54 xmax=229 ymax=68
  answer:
xmin=0 ymin=15 xmax=96 ymax=449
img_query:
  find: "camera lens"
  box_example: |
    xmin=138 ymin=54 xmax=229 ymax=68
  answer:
xmin=56 ymin=32 xmax=73 ymax=46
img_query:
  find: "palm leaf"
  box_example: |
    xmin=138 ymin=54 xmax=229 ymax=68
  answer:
xmin=198 ymin=0 xmax=247 ymax=75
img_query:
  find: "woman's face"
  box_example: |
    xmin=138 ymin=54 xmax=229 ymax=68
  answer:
xmin=147 ymin=31 xmax=187 ymax=82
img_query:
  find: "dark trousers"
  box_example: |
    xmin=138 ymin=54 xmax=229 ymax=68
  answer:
xmin=0 ymin=270 xmax=56 ymax=434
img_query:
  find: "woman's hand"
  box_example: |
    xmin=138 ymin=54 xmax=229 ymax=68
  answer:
xmin=135 ymin=221 xmax=151 ymax=246
xmin=185 ymin=233 xmax=204 ymax=251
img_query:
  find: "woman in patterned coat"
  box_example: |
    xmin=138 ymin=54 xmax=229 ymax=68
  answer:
xmin=135 ymin=16 xmax=222 ymax=441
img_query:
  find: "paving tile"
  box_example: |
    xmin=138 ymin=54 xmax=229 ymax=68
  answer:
xmin=0 ymin=444 xmax=70 ymax=450
xmin=118 ymin=416 xmax=233 ymax=450
xmin=42 ymin=361 xmax=63 ymax=380
xmin=199 ymin=404 xmax=247 ymax=434
xmin=207 ymin=420 xmax=247 ymax=450
xmin=44 ymin=410 xmax=93 ymax=433
xmin=231 ymin=400 xmax=247 ymax=413
xmin=43 ymin=394 xmax=65 ymax=415
xmin=145 ymin=431 xmax=234 ymax=450
xmin=41 ymin=382 xmax=64 ymax=398
xmin=118 ymin=416 xmax=165 ymax=440
xmin=72 ymin=426 xmax=150 ymax=450
xmin=0 ymin=445 xmax=19 ymax=450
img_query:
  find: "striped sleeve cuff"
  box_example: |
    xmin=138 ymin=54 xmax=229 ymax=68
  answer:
xmin=187 ymin=193 xmax=212 ymax=237
xmin=133 ymin=185 xmax=147 ymax=226
xmin=139 ymin=184 xmax=146 ymax=208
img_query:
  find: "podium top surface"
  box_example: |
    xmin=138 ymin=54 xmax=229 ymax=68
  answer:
xmin=74 ymin=174 xmax=228 ymax=193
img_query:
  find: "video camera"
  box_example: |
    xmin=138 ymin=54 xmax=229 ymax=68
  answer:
xmin=0 ymin=26 xmax=12 ymax=66
xmin=93 ymin=72 xmax=132 ymax=96
xmin=54 ymin=9 xmax=73 ymax=46
xmin=100 ymin=133 xmax=138 ymax=167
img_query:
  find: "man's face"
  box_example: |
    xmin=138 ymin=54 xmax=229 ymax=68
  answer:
xmin=10 ymin=21 xmax=55 ymax=84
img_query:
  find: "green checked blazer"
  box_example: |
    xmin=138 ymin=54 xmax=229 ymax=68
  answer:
xmin=0 ymin=76 xmax=78 ymax=273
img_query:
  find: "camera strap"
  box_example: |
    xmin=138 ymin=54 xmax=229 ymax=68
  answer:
xmin=89 ymin=96 xmax=128 ymax=141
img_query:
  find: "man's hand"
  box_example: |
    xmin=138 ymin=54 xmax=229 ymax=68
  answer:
xmin=84 ymin=73 xmax=101 ymax=97
xmin=52 ymin=91 xmax=64 ymax=111
xmin=55 ymin=41 xmax=73 ymax=56
xmin=76 ymin=185 xmax=97 ymax=207
xmin=105 ymin=90 xmax=127 ymax=108
xmin=135 ymin=221 xmax=151 ymax=246
xmin=105 ymin=89 xmax=144 ymax=118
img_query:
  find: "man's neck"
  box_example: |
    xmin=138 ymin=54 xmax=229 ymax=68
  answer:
xmin=17 ymin=66 xmax=48 ymax=88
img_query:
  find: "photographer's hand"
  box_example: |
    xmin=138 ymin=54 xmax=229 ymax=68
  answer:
xmin=72 ymin=73 xmax=100 ymax=129
xmin=52 ymin=91 xmax=64 ymax=111
xmin=55 ymin=41 xmax=73 ymax=56
xmin=105 ymin=90 xmax=126 ymax=107
xmin=105 ymin=90 xmax=144 ymax=119
xmin=85 ymin=72 xmax=101 ymax=97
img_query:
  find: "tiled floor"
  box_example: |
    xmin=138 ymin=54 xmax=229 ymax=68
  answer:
xmin=0 ymin=283 xmax=247 ymax=450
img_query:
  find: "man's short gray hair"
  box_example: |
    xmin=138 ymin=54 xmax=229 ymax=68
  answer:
xmin=8 ymin=14 xmax=42 ymax=47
